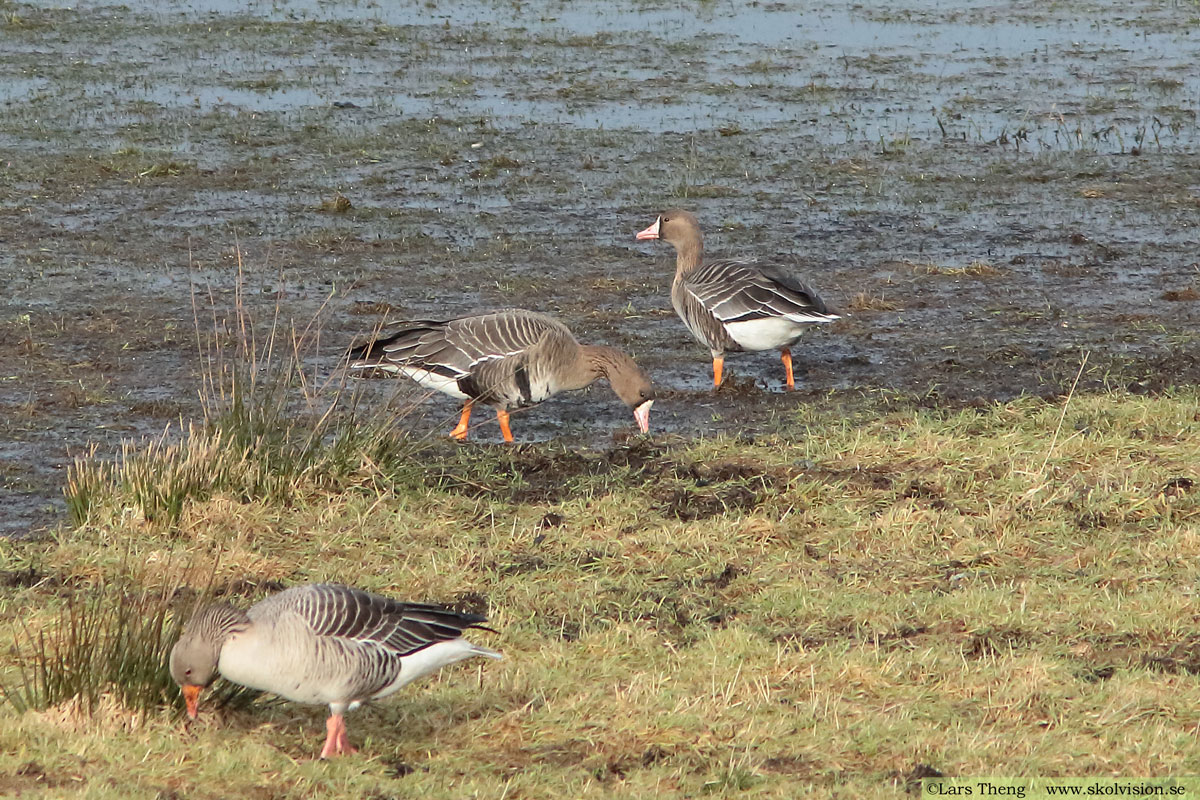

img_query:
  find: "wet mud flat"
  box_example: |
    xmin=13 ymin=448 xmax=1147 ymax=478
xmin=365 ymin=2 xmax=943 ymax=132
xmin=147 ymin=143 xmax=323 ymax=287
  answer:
xmin=1 ymin=0 xmax=1198 ymax=537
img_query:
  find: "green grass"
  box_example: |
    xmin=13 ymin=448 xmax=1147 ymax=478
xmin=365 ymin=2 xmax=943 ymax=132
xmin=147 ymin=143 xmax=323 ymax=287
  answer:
xmin=2 ymin=383 xmax=1200 ymax=798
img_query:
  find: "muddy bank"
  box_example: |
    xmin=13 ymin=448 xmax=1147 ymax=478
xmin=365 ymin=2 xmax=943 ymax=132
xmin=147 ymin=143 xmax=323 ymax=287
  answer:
xmin=1 ymin=0 xmax=1198 ymax=536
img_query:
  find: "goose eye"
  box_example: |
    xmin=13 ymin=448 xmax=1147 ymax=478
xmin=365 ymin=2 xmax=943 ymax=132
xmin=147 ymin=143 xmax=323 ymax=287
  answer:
xmin=184 ymin=668 xmax=192 ymax=676
xmin=661 ymin=216 xmax=670 ymax=223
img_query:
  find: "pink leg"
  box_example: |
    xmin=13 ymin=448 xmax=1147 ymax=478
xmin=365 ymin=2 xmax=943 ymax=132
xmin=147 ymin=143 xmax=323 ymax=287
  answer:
xmin=320 ymin=715 xmax=341 ymax=759
xmin=337 ymin=721 xmax=356 ymax=755
xmin=320 ymin=714 xmax=357 ymax=758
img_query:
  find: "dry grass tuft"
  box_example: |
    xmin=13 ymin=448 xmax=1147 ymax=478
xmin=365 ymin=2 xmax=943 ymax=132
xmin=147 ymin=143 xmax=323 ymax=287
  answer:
xmin=64 ymin=254 xmax=427 ymax=531
xmin=846 ymin=292 xmax=901 ymax=312
xmin=318 ymin=193 xmax=353 ymax=213
xmin=912 ymin=260 xmax=1004 ymax=277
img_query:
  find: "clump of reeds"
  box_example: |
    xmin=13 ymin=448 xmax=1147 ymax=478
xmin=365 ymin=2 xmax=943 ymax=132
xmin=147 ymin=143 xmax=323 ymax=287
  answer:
xmin=63 ymin=249 xmax=423 ymax=528
xmin=1 ymin=580 xmax=260 ymax=718
xmin=2 ymin=582 xmax=178 ymax=715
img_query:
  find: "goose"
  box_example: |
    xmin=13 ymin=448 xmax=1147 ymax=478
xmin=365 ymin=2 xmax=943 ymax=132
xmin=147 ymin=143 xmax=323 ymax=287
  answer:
xmin=169 ymin=583 xmax=501 ymax=759
xmin=347 ymin=309 xmax=655 ymax=442
xmin=636 ymin=210 xmax=839 ymax=390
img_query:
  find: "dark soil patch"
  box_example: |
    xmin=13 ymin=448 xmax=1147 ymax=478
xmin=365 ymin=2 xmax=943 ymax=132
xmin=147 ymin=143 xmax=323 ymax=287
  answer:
xmin=1161 ymin=477 xmax=1195 ymax=497
xmin=493 ymin=553 xmax=549 ymax=576
xmin=1161 ymin=287 xmax=1199 ymax=302
xmin=656 ymin=484 xmax=760 ymax=521
xmin=0 ymin=567 xmax=56 ymax=589
xmin=1141 ymin=638 xmax=1200 ymax=675
xmin=773 ymin=618 xmax=862 ymax=651
xmin=774 ymin=619 xmax=975 ymax=654
xmin=963 ymin=627 xmax=1029 ymax=659
xmin=761 ymin=754 xmax=814 ymax=776
xmin=596 ymin=574 xmax=741 ymax=640
xmin=448 ymin=590 xmax=491 ymax=616
xmin=1117 ymin=351 xmax=1200 ymax=395
xmin=386 ymin=760 xmax=419 ymax=779
xmin=0 ymin=762 xmax=72 ymax=796
xmin=703 ymin=563 xmax=743 ymax=590
xmin=903 ymin=764 xmax=946 ymax=794
xmin=535 ymin=511 xmax=565 ymax=530
xmin=419 ymin=441 xmax=794 ymax=519
xmin=641 ymin=746 xmax=670 ymax=767
xmin=1077 ymin=665 xmax=1117 ymax=683
xmin=713 ymin=373 xmax=769 ymax=396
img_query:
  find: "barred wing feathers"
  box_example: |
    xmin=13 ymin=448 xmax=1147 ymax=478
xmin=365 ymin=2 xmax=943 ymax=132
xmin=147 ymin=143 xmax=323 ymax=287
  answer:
xmin=683 ymin=259 xmax=839 ymax=326
xmin=282 ymin=584 xmax=490 ymax=658
xmin=347 ymin=310 xmax=574 ymax=405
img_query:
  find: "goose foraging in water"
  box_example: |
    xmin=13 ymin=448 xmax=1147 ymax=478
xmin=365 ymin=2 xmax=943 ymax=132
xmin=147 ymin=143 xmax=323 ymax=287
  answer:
xmin=347 ymin=309 xmax=655 ymax=442
xmin=636 ymin=210 xmax=839 ymax=390
xmin=169 ymin=583 xmax=501 ymax=759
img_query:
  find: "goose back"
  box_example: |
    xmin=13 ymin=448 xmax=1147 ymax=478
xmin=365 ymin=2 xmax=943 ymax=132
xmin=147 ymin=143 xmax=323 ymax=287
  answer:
xmin=218 ymin=584 xmax=499 ymax=709
xmin=673 ymin=258 xmax=838 ymax=354
xmin=349 ymin=310 xmax=582 ymax=409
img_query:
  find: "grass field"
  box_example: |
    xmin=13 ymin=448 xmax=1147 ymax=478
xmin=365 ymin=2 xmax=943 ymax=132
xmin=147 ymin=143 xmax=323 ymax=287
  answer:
xmin=3 ymin=0 xmax=1200 ymax=796
xmin=2 ymin=369 xmax=1198 ymax=798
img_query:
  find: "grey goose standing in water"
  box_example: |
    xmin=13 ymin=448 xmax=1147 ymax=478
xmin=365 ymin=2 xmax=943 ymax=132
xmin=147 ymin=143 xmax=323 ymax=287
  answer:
xmin=169 ymin=583 xmax=501 ymax=758
xmin=347 ymin=309 xmax=655 ymax=442
xmin=636 ymin=210 xmax=839 ymax=390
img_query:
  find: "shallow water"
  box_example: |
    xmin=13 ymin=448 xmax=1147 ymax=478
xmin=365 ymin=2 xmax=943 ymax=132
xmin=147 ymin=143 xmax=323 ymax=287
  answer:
xmin=1 ymin=0 xmax=1198 ymax=536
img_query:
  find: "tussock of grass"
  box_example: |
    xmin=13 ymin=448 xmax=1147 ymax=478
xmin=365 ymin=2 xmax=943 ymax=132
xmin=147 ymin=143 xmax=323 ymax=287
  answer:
xmin=64 ymin=410 xmax=418 ymax=529
xmin=3 ymin=580 xmax=182 ymax=716
xmin=0 ymin=573 xmax=264 ymax=722
xmin=65 ymin=260 xmax=424 ymax=530
xmin=846 ymin=292 xmax=901 ymax=312
xmin=912 ymin=259 xmax=1003 ymax=277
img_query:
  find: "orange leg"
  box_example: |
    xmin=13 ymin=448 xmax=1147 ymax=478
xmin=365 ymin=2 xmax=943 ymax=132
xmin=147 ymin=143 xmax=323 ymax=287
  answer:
xmin=712 ymin=356 xmax=724 ymax=388
xmin=450 ymin=402 xmax=473 ymax=441
xmin=780 ymin=348 xmax=795 ymax=391
xmin=496 ymin=409 xmax=515 ymax=443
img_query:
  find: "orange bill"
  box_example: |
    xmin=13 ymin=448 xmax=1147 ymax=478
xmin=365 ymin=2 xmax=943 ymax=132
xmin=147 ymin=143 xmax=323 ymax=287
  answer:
xmin=182 ymin=684 xmax=202 ymax=719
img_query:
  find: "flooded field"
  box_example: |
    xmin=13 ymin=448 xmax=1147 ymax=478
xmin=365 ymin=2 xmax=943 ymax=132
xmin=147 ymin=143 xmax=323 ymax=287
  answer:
xmin=2 ymin=0 xmax=1199 ymax=537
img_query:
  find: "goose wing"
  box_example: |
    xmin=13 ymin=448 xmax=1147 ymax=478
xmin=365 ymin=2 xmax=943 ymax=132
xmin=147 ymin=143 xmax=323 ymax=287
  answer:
xmin=287 ymin=584 xmax=490 ymax=658
xmin=682 ymin=259 xmax=839 ymax=325
xmin=348 ymin=310 xmax=571 ymax=405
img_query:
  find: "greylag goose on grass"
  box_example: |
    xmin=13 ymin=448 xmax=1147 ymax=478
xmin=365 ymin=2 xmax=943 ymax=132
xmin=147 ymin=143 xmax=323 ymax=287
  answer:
xmin=347 ymin=308 xmax=655 ymax=442
xmin=169 ymin=583 xmax=501 ymax=759
xmin=636 ymin=209 xmax=839 ymax=390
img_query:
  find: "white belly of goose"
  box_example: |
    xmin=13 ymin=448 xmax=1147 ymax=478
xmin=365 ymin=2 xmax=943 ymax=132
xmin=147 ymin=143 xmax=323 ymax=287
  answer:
xmin=398 ymin=366 xmax=471 ymax=400
xmin=723 ymin=316 xmax=810 ymax=351
xmin=350 ymin=361 xmax=471 ymax=401
xmin=217 ymin=630 xmax=350 ymax=706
